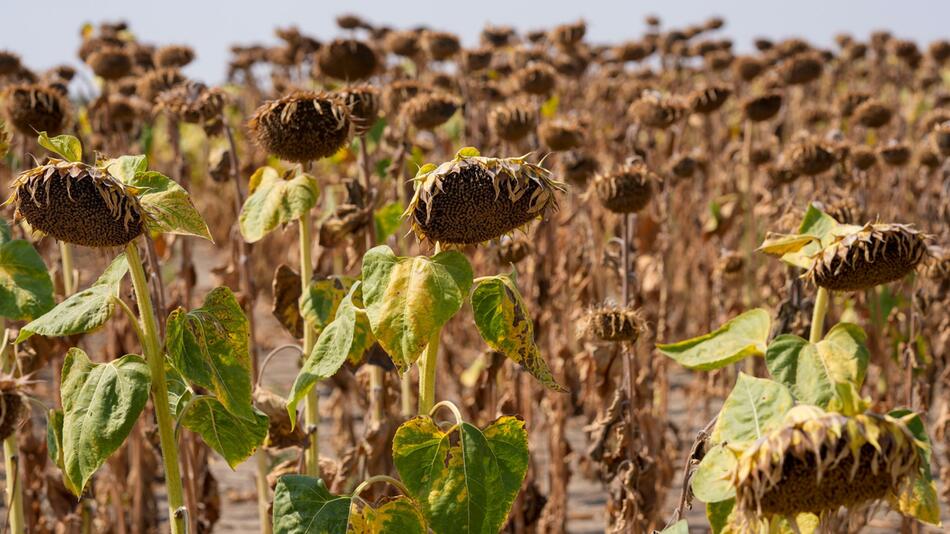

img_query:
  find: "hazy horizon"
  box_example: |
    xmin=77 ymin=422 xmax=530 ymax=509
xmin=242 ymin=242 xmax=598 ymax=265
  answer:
xmin=4 ymin=0 xmax=949 ymax=84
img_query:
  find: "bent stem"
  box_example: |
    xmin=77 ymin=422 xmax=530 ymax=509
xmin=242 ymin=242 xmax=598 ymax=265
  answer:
xmin=298 ymin=211 xmax=320 ymax=477
xmin=0 ymin=319 xmax=24 ymax=534
xmin=417 ymin=331 xmax=441 ymax=415
xmin=126 ymin=241 xmax=187 ymax=534
xmin=809 ymin=286 xmax=830 ymax=344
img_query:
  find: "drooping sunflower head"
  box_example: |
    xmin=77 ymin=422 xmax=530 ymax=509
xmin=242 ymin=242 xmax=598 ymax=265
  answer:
xmin=732 ymin=408 xmax=927 ymax=529
xmin=403 ymin=91 xmax=462 ymax=130
xmin=317 ymin=39 xmax=378 ymax=81
xmin=805 ymin=223 xmax=928 ymax=292
xmin=593 ymin=159 xmax=657 ymax=214
xmin=156 ymin=81 xmax=226 ymax=125
xmin=406 ymin=147 xmax=565 ymax=245
xmin=583 ymin=305 xmax=645 ymax=343
xmin=0 ymin=373 xmax=29 ymax=441
xmin=248 ymin=91 xmax=352 ymax=163
xmin=339 ymin=85 xmax=380 ymax=137
xmin=8 ymin=159 xmax=146 ymax=248
xmin=2 ymin=83 xmax=71 ymax=135
xmin=489 ymin=100 xmax=537 ymax=143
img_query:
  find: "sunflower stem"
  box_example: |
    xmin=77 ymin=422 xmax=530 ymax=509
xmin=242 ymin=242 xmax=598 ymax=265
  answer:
xmin=125 ymin=241 xmax=187 ymax=534
xmin=298 ymin=211 xmax=320 ymax=477
xmin=418 ymin=330 xmax=440 ymax=415
xmin=59 ymin=241 xmax=76 ymax=296
xmin=0 ymin=318 xmax=23 ymax=534
xmin=810 ymin=287 xmax=830 ymax=344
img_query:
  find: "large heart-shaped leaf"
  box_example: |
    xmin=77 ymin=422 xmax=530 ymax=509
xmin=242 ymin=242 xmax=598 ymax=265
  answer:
xmin=765 ymin=323 xmax=869 ymax=407
xmin=239 ymin=167 xmax=319 ymax=243
xmin=393 ymin=414 xmax=528 ymax=534
xmin=0 ymin=225 xmax=54 ymax=321
xmin=61 ymin=348 xmax=150 ymax=494
xmin=166 ymin=286 xmax=254 ymax=419
xmin=657 ymin=309 xmax=771 ymax=371
xmin=287 ymin=282 xmax=375 ymax=423
xmin=691 ymin=443 xmax=737 ymax=503
xmin=471 ymin=274 xmax=563 ymax=391
xmin=124 ymin=170 xmax=212 ymax=241
xmin=17 ymin=253 xmax=128 ymax=342
xmin=273 ymin=475 xmax=351 ymax=534
xmin=180 ymin=396 xmax=268 ymax=469
xmin=710 ymin=373 xmax=793 ymax=445
xmin=362 ymin=246 xmax=473 ymax=370
xmin=349 ymin=497 xmax=427 ymax=534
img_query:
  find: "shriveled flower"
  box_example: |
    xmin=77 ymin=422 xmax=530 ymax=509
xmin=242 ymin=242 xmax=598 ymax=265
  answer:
xmin=156 ymin=81 xmax=225 ymax=124
xmin=489 ymin=101 xmax=537 ymax=142
xmin=403 ymin=91 xmax=461 ymax=130
xmin=2 ymin=84 xmax=71 ymax=135
xmin=422 ymin=31 xmax=461 ymax=61
xmin=317 ymin=39 xmax=378 ymax=81
xmin=86 ymin=46 xmax=132 ymax=80
xmin=516 ymin=62 xmax=558 ymax=96
xmin=339 ymin=85 xmax=380 ymax=137
xmin=406 ymin=147 xmax=565 ymax=245
xmin=154 ymin=45 xmax=196 ymax=69
xmin=0 ymin=50 xmax=22 ymax=76
xmin=689 ymin=85 xmax=732 ymax=114
xmin=742 ymin=92 xmax=783 ymax=122
xmin=786 ymin=138 xmax=835 ymax=176
xmin=539 ymin=119 xmax=584 ymax=151
xmin=877 ymin=143 xmax=911 ymax=167
xmin=248 ymin=91 xmax=352 ymax=163
xmin=562 ymin=150 xmax=599 ymax=187
xmin=807 ymin=223 xmax=928 ymax=291
xmin=629 ymin=93 xmax=687 ymax=128
xmin=8 ymin=159 xmax=146 ymax=248
xmin=382 ymin=80 xmax=430 ymax=115
xmin=850 ymin=146 xmax=878 ymax=171
xmin=853 ymin=99 xmax=893 ymax=129
xmin=583 ymin=305 xmax=644 ymax=343
xmin=777 ymin=52 xmax=823 ymax=85
xmin=89 ymin=94 xmax=147 ymax=135
xmin=593 ymin=159 xmax=657 ymax=214
xmin=137 ymin=68 xmax=187 ymax=103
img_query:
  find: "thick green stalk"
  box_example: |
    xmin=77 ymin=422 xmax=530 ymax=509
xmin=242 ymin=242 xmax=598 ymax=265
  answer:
xmin=1 ymin=318 xmax=23 ymax=534
xmin=126 ymin=242 xmax=186 ymax=534
xmin=417 ymin=331 xmax=440 ymax=415
xmin=810 ymin=287 xmax=830 ymax=344
xmin=298 ymin=212 xmax=320 ymax=477
xmin=59 ymin=241 xmax=75 ymax=296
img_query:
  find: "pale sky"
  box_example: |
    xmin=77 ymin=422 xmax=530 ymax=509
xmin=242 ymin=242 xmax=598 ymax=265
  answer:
xmin=3 ymin=0 xmax=948 ymax=83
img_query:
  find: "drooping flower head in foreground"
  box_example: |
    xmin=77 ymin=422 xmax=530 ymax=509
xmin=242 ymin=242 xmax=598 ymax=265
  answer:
xmin=406 ymin=147 xmax=566 ymax=245
xmin=8 ymin=159 xmax=145 ymax=247
xmin=807 ymin=223 xmax=927 ymax=291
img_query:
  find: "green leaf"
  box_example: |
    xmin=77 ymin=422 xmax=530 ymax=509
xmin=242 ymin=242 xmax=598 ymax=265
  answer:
xmin=349 ymin=497 xmax=427 ymax=534
xmin=287 ymin=282 xmax=375 ymax=424
xmin=710 ymin=373 xmax=793 ymax=445
xmin=61 ymin=348 xmax=151 ymax=494
xmin=166 ymin=286 xmax=254 ymax=420
xmin=658 ymin=520 xmax=688 ymax=534
xmin=471 ymin=275 xmax=564 ymax=391
xmin=125 ymin=170 xmax=212 ymax=241
xmin=17 ymin=254 xmax=128 ymax=342
xmin=104 ymin=155 xmax=148 ymax=183
xmin=362 ymin=246 xmax=473 ymax=370
xmin=765 ymin=204 xmax=840 ymax=269
xmin=373 ymin=202 xmax=404 ymax=245
xmin=891 ymin=467 xmax=941 ymax=525
xmin=393 ymin=415 xmax=528 ymax=534
xmin=375 ymin=158 xmax=391 ymax=179
xmin=181 ymin=396 xmax=268 ymax=469
xmin=707 ymin=499 xmax=735 ymax=534
xmin=300 ymin=275 xmax=357 ymax=334
xmin=657 ymin=309 xmax=771 ymax=371
xmin=0 ymin=219 xmax=10 ymax=244
xmin=692 ymin=444 xmax=737 ymax=503
xmin=38 ymin=132 xmax=82 ymax=162
xmin=239 ymin=167 xmax=319 ymax=243
xmin=765 ymin=323 xmax=869 ymax=408
xmin=367 ymin=118 xmax=387 ymax=146
xmin=0 ymin=236 xmax=54 ymax=321
xmin=273 ymin=475 xmax=351 ymax=534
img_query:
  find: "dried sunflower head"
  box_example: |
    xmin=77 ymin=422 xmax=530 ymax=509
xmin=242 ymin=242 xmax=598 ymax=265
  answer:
xmin=593 ymin=159 xmax=657 ymax=214
xmin=153 ymin=45 xmax=195 ymax=69
xmin=539 ymin=118 xmax=584 ymax=151
xmin=461 ymin=47 xmax=493 ymax=72
xmin=489 ymin=101 xmax=537 ymax=143
xmin=339 ymin=85 xmax=380 ymax=137
xmin=422 ymin=31 xmax=461 ymax=61
xmin=317 ymin=39 xmax=378 ymax=81
xmin=742 ymin=92 xmax=783 ymax=122
xmin=403 ymin=91 xmax=461 ymax=130
xmin=732 ymin=408 xmax=928 ymax=529
xmin=561 ymin=150 xmax=599 ymax=187
xmin=384 ymin=31 xmax=421 ymax=58
xmin=853 ymin=99 xmax=893 ymax=129
xmin=689 ymin=84 xmax=732 ymax=114
xmin=932 ymin=122 xmax=950 ymax=157
xmin=807 ymin=223 xmax=928 ymax=291
xmin=495 ymin=235 xmax=532 ymax=265
xmin=0 ymin=50 xmax=22 ymax=76
xmin=628 ymin=92 xmax=687 ymax=128
xmin=8 ymin=159 xmax=146 ymax=248
xmin=136 ymin=68 xmax=186 ymax=103
xmin=382 ymin=79 xmax=430 ymax=115
xmin=786 ymin=138 xmax=835 ymax=176
xmin=156 ymin=81 xmax=225 ymax=124
xmin=0 ymin=373 xmax=30 ymax=441
xmin=248 ymin=91 xmax=352 ymax=163
xmin=406 ymin=147 xmax=565 ymax=245
xmin=878 ymin=142 xmax=911 ymax=167
xmin=89 ymin=94 xmax=146 ymax=135
xmin=516 ymin=62 xmax=558 ymax=96
xmin=86 ymin=45 xmax=132 ymax=80
xmin=583 ymin=305 xmax=644 ymax=343
xmin=777 ymin=52 xmax=823 ymax=85
xmin=850 ymin=146 xmax=878 ymax=171
xmin=2 ymin=84 xmax=71 ymax=135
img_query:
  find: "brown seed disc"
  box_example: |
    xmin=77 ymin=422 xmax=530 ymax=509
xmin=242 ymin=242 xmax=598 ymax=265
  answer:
xmin=317 ymin=39 xmax=378 ymax=81
xmin=490 ymin=102 xmax=537 ymax=142
xmin=3 ymin=84 xmax=71 ymax=135
xmin=339 ymin=85 xmax=380 ymax=137
xmin=689 ymin=85 xmax=732 ymax=114
xmin=853 ymin=100 xmax=893 ymax=128
xmin=742 ymin=92 xmax=783 ymax=122
xmin=86 ymin=46 xmax=132 ymax=80
xmin=809 ymin=224 xmax=927 ymax=291
xmin=0 ymin=392 xmax=25 ymax=441
xmin=516 ymin=63 xmax=558 ymax=96
xmin=0 ymin=50 xmax=22 ymax=76
xmin=403 ymin=92 xmax=461 ymax=130
xmin=788 ymin=140 xmax=835 ymax=176
xmin=594 ymin=162 xmax=655 ymax=213
xmin=248 ymin=91 xmax=352 ymax=163
xmin=585 ymin=307 xmax=643 ymax=342
xmin=878 ymin=144 xmax=911 ymax=167
xmin=154 ymin=45 xmax=196 ymax=69
xmin=629 ymin=94 xmax=687 ymax=128
xmin=136 ymin=68 xmax=186 ymax=103
xmin=423 ymin=31 xmax=461 ymax=61
xmin=13 ymin=162 xmax=145 ymax=248
xmin=539 ymin=120 xmax=584 ymax=151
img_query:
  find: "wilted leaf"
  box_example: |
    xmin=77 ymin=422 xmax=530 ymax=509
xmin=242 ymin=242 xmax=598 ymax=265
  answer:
xmin=471 ymin=275 xmax=563 ymax=391
xmin=393 ymin=415 xmax=528 ymax=534
xmin=657 ymin=309 xmax=770 ymax=371
xmin=301 ymin=275 xmax=357 ymax=334
xmin=766 ymin=204 xmax=840 ymax=269
xmin=166 ymin=286 xmax=254 ymax=419
xmin=181 ymin=396 xmax=268 ymax=469
xmin=362 ymin=246 xmax=472 ymax=370
xmin=125 ymin=171 xmax=212 ymax=241
xmin=38 ymin=132 xmax=82 ymax=162
xmin=349 ymin=497 xmax=426 ymax=534
xmin=287 ymin=282 xmax=375 ymax=423
xmin=765 ymin=323 xmax=869 ymax=408
xmin=273 ymin=475 xmax=351 ymax=534
xmin=692 ymin=444 xmax=737 ymax=503
xmin=17 ymin=254 xmax=128 ymax=342
xmin=61 ymin=348 xmax=150 ymax=494
xmin=0 ymin=234 xmax=54 ymax=321
xmin=239 ymin=167 xmax=319 ymax=243
xmin=710 ymin=373 xmax=793 ymax=445
xmin=271 ymin=264 xmax=304 ymax=338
